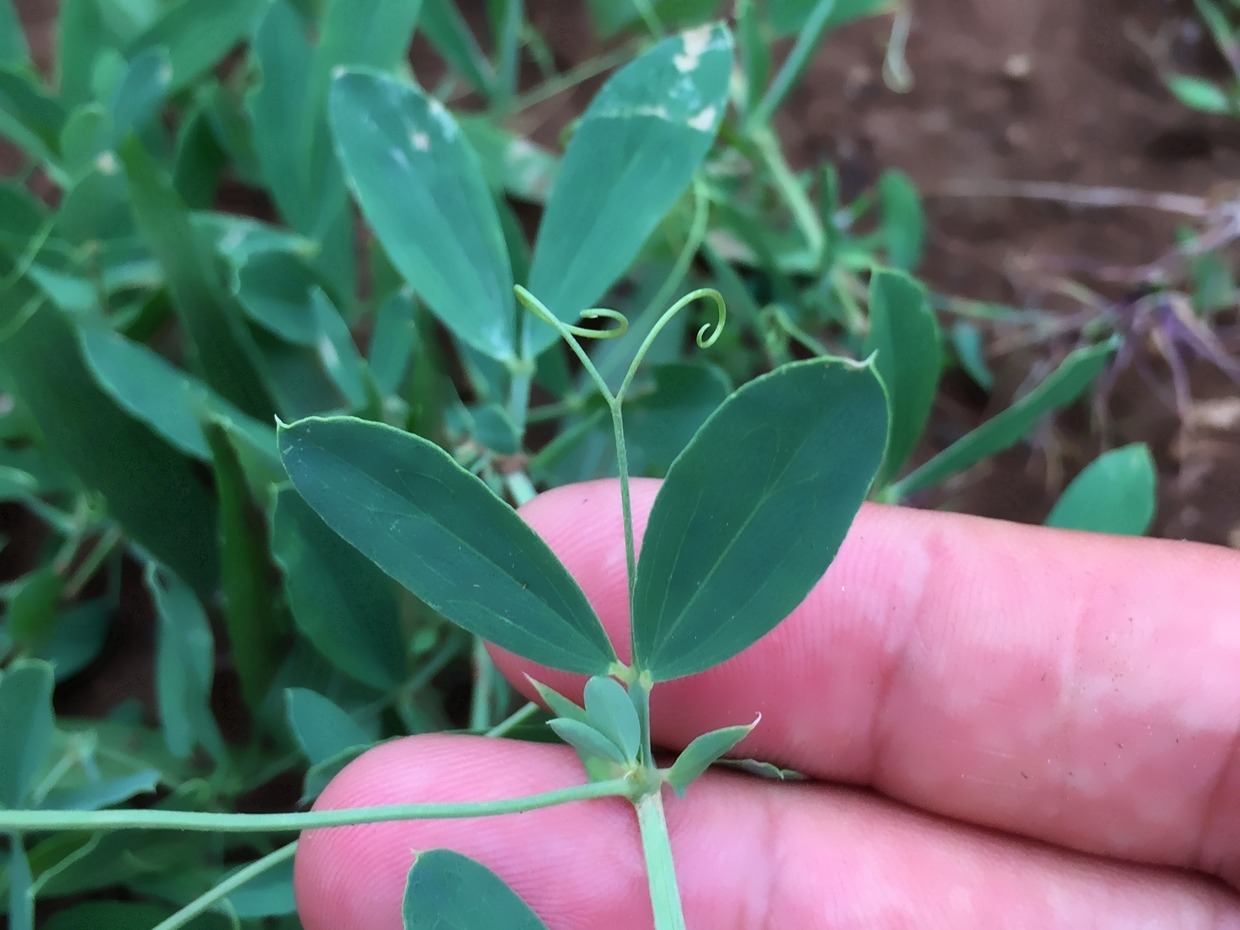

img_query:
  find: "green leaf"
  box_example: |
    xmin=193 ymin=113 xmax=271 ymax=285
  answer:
xmin=59 ymin=104 xmax=110 ymax=181
xmin=219 ymin=856 xmax=297 ymax=918
xmin=623 ymin=362 xmax=732 ymax=478
xmin=1165 ymin=74 xmax=1233 ymax=114
xmin=329 ymin=69 xmax=516 ymax=363
xmin=126 ymin=0 xmax=267 ymax=93
xmin=317 ymin=0 xmax=423 ymax=72
xmin=250 ymin=0 xmax=423 ymax=256
xmin=418 ymin=0 xmax=494 ymax=95
xmin=310 ymin=288 xmax=368 ymax=409
xmin=247 ymin=1 xmax=332 ymax=235
xmin=119 ymin=137 xmax=275 ymax=421
xmin=469 ymin=403 xmax=520 ymax=455
xmin=863 ymin=270 xmax=940 ymax=488
xmin=890 ymin=340 xmax=1116 ymax=500
xmin=524 ymin=23 xmax=732 ymax=355
xmin=146 ymin=564 xmax=227 ymax=764
xmin=39 ymin=769 xmax=160 ymax=812
xmin=402 ymin=849 xmax=549 ymax=930
xmin=717 ymin=758 xmax=806 ymax=780
xmin=56 ymin=0 xmax=106 ymax=107
xmin=36 ymin=600 xmax=112 ymax=682
xmin=0 ymin=0 xmax=27 ymax=68
xmin=1046 ymin=444 xmax=1157 ymax=536
xmin=284 ymin=688 xmax=372 ymax=765
xmin=109 ymin=45 xmax=171 ymax=145
xmin=368 ymin=288 xmax=418 ymax=395
xmin=270 ymin=487 xmax=406 ymax=689
xmin=172 ymin=98 xmax=226 ymax=208
xmin=0 ymin=660 xmax=55 ymax=808
xmin=879 ymin=169 xmax=925 ymax=270
xmin=78 ymin=321 xmax=273 ymax=463
xmin=547 ymin=717 xmax=628 ymax=768
xmin=0 ymin=66 xmax=67 ymax=165
xmin=207 ymin=423 xmax=292 ymax=710
xmin=582 ymin=676 xmax=640 ymax=762
xmin=949 ymin=321 xmax=994 ymax=390
xmin=6 ymin=566 xmax=63 ymax=652
xmin=0 ymin=273 xmax=220 ymax=596
xmin=233 ymin=249 xmax=320 ymax=344
xmin=458 ymin=117 xmax=559 ymax=202
xmin=301 ymin=744 xmax=369 ymax=803
xmin=631 ymin=358 xmax=889 ymax=681
xmin=664 ymin=719 xmax=758 ymax=797
xmin=527 ymin=679 xmax=589 ymax=726
xmin=278 ymin=417 xmax=617 ymax=675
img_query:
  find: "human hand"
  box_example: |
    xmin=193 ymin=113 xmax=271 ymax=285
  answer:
xmin=294 ymin=478 xmax=1240 ymax=929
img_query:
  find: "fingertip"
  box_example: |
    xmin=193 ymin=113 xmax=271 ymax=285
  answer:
xmin=293 ymin=735 xmax=643 ymax=930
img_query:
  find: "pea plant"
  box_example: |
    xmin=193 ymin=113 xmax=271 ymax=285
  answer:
xmin=277 ymin=282 xmax=890 ymax=927
xmin=0 ymin=0 xmax=1152 ymax=926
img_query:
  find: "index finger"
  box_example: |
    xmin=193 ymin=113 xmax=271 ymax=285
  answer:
xmin=498 ymin=479 xmax=1240 ymax=887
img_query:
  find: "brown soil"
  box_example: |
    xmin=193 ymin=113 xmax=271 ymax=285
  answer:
xmin=771 ymin=0 xmax=1240 ymax=544
xmin=8 ymin=0 xmax=1239 ymax=542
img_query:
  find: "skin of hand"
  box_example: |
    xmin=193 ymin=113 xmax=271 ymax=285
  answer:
xmin=294 ymin=478 xmax=1240 ymax=929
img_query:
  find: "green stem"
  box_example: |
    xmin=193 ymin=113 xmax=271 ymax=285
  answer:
xmin=510 ymin=43 xmax=638 ymax=114
xmin=469 ymin=636 xmax=497 ymax=731
xmin=752 ymin=127 xmax=824 ymax=262
xmin=485 ymin=700 xmax=539 ymax=738
xmin=0 ymin=779 xmax=633 ymax=835
xmin=598 ymin=180 xmax=710 ymax=390
xmin=631 ymin=0 xmax=665 ymax=36
xmin=492 ymin=0 xmax=524 ymax=113
xmin=636 ymin=790 xmax=686 ymax=930
xmin=749 ymin=0 xmax=842 ymax=128
xmin=62 ymin=526 xmax=124 ymax=600
xmin=609 ymin=400 xmax=638 ymax=614
xmin=614 ymin=288 xmax=725 ymax=406
xmin=151 ymin=841 xmax=298 ymax=930
xmin=506 ymin=362 xmax=534 ymax=434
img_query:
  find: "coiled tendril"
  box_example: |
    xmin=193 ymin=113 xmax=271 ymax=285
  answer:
xmin=514 ymin=285 xmax=628 ymax=341
xmin=514 ymin=283 xmax=726 ymax=408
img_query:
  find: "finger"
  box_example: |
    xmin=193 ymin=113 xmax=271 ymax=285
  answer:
xmin=295 ymin=734 xmax=1240 ymax=930
xmin=493 ymin=479 xmax=1240 ymax=886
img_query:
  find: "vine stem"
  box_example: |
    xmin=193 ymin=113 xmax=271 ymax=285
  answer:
xmin=751 ymin=126 xmax=824 ymax=262
xmin=636 ymin=789 xmax=686 ymax=930
xmin=151 ymin=841 xmax=298 ymax=930
xmin=0 ymin=779 xmax=633 ymax=834
xmin=610 ymin=396 xmax=639 ymax=612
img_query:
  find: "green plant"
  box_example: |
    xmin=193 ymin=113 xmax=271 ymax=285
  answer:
xmin=1162 ymin=0 xmax=1240 ymax=117
xmin=0 ymin=1 xmax=1156 ymax=926
xmin=277 ymin=284 xmax=890 ymax=926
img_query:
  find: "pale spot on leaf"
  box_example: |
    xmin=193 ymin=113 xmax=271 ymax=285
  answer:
xmin=687 ymin=105 xmax=717 ymax=131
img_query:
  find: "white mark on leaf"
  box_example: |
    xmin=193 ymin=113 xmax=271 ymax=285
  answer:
xmin=687 ymin=105 xmax=717 ymax=131
xmin=411 ymin=131 xmax=430 ymax=151
xmin=425 ymin=96 xmax=459 ymax=140
xmin=319 ymin=336 xmax=340 ymax=369
xmin=675 ymin=25 xmax=714 ymax=72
